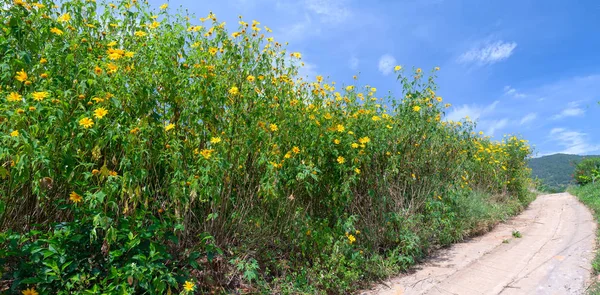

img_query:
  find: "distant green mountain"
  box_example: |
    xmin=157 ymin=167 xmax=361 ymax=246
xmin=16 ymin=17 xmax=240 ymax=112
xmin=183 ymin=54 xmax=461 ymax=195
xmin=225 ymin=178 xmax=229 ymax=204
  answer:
xmin=528 ymin=153 xmax=600 ymax=192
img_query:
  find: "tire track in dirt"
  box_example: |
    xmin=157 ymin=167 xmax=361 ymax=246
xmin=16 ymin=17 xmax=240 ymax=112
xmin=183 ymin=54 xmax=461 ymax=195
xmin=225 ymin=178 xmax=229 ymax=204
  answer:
xmin=361 ymin=193 xmax=596 ymax=295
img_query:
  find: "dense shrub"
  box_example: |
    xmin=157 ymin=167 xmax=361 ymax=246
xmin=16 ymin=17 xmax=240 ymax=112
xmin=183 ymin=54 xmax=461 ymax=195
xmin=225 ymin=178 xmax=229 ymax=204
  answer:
xmin=0 ymin=0 xmax=532 ymax=293
xmin=575 ymin=158 xmax=600 ymax=185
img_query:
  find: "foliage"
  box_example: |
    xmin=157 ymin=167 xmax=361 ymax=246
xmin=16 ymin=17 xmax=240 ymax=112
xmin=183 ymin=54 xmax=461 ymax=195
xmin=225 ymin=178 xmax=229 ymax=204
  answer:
xmin=0 ymin=0 xmax=532 ymax=293
xmin=574 ymin=158 xmax=600 ymax=185
xmin=569 ymin=183 xmax=600 ymax=294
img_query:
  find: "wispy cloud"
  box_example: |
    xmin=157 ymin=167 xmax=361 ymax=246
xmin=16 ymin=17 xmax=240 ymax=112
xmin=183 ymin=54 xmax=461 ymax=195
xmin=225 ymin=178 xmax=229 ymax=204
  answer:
xmin=276 ymin=0 xmax=352 ymax=43
xmin=378 ymin=54 xmax=396 ymax=76
xmin=552 ymin=101 xmax=585 ymax=120
xmin=445 ymin=101 xmax=499 ymax=122
xmin=305 ymin=0 xmax=351 ymax=24
xmin=485 ymin=118 xmax=509 ymax=136
xmin=549 ymin=128 xmax=600 ymax=155
xmin=519 ymin=113 xmax=537 ymax=125
xmin=459 ymin=41 xmax=517 ymax=65
xmin=503 ymin=86 xmax=526 ymax=98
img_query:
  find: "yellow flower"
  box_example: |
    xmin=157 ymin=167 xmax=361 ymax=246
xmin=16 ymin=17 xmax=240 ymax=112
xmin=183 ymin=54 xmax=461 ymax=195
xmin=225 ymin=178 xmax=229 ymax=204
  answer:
xmin=32 ymin=91 xmax=49 ymax=101
xmin=40 ymin=58 xmax=48 ymax=64
xmin=183 ymin=280 xmax=195 ymax=292
xmin=394 ymin=65 xmax=402 ymax=71
xmin=199 ymin=149 xmax=214 ymax=159
xmin=284 ymin=152 xmax=292 ymax=159
xmin=292 ymin=146 xmax=301 ymax=154
xmin=209 ymin=47 xmax=218 ymax=55
xmin=210 ymin=137 xmax=222 ymax=144
xmin=228 ymin=86 xmax=239 ymax=96
xmin=436 ymin=96 xmax=442 ymax=102
xmin=334 ymin=139 xmax=340 ymax=145
xmin=107 ymin=41 xmax=117 ymax=47
xmin=269 ymin=124 xmax=278 ymax=132
xmin=354 ymin=168 xmax=361 ymax=174
xmin=40 ymin=73 xmax=48 ymax=79
xmin=69 ymin=191 xmax=83 ymax=203
xmin=435 ymin=66 xmax=440 ymax=71
xmin=337 ymin=156 xmax=345 ymax=164
xmin=15 ymin=69 xmax=27 ymax=82
xmin=21 ymin=288 xmax=39 ymax=295
xmin=130 ymin=127 xmax=140 ymax=134
xmin=371 ymin=116 xmax=381 ymax=121
xmin=246 ymin=75 xmax=255 ymax=82
xmin=413 ymin=105 xmax=421 ymax=112
xmin=347 ymin=234 xmax=356 ymax=244
xmin=106 ymin=63 xmax=118 ymax=74
xmin=134 ymin=31 xmax=147 ymax=37
xmin=50 ymin=27 xmax=64 ymax=35
xmin=336 ymin=124 xmax=345 ymax=132
xmin=351 ymin=143 xmax=359 ymax=149
xmin=346 ymin=85 xmax=354 ymax=91
xmin=358 ymin=137 xmax=370 ymax=144
xmin=160 ymin=3 xmax=168 ymax=10
xmin=57 ymin=13 xmax=71 ymax=22
xmin=7 ymin=92 xmax=22 ymax=102
xmin=324 ymin=113 xmax=332 ymax=120
xmin=94 ymin=66 xmax=103 ymax=75
xmin=79 ymin=117 xmax=94 ymax=128
xmin=10 ymin=130 xmax=19 ymax=137
xmin=165 ymin=123 xmax=175 ymax=131
xmin=291 ymin=52 xmax=302 ymax=59
xmin=149 ymin=21 xmax=160 ymax=29
xmin=93 ymin=107 xmax=108 ymax=119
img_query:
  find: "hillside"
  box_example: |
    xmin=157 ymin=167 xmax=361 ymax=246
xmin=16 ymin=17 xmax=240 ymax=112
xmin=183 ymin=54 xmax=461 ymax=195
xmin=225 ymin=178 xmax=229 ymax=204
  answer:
xmin=528 ymin=153 xmax=599 ymax=192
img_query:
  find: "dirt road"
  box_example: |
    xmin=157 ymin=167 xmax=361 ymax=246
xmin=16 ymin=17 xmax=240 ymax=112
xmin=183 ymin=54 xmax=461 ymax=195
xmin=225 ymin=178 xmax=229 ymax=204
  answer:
xmin=362 ymin=193 xmax=597 ymax=295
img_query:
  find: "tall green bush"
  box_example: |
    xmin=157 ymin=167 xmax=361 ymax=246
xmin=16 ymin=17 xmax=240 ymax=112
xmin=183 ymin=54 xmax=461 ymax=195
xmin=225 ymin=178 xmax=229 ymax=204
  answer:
xmin=0 ymin=0 xmax=532 ymax=293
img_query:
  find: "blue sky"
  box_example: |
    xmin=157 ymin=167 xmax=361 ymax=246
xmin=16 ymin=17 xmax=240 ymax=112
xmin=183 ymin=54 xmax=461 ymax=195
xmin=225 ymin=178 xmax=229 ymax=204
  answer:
xmin=149 ymin=0 xmax=600 ymax=156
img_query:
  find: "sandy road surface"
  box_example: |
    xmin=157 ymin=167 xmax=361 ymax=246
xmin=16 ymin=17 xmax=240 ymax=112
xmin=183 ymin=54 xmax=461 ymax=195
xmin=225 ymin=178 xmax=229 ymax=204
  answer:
xmin=362 ymin=193 xmax=596 ymax=295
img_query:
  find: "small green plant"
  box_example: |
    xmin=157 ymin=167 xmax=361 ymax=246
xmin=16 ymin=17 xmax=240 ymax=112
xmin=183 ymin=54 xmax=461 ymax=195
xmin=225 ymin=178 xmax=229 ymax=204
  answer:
xmin=574 ymin=158 xmax=600 ymax=185
xmin=502 ymin=239 xmax=510 ymax=244
xmin=512 ymin=230 xmax=522 ymax=238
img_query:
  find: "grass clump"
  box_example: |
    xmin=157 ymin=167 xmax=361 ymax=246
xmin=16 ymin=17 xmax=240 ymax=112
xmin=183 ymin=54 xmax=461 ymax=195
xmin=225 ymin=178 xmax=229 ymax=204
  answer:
xmin=0 ymin=0 xmax=532 ymax=294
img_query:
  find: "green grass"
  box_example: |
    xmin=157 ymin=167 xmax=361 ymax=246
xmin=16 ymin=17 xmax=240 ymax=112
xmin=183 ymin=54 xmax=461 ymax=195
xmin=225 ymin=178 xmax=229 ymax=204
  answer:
xmin=569 ymin=183 xmax=600 ymax=294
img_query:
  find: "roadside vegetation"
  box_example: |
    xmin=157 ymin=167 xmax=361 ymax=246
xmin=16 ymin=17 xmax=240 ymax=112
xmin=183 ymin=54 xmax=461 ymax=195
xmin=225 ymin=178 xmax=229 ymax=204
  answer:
xmin=0 ymin=0 xmax=533 ymax=294
xmin=570 ymin=159 xmax=600 ymax=295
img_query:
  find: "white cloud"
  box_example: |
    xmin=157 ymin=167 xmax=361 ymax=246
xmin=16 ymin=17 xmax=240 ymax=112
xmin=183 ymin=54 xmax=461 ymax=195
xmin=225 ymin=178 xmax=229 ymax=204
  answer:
xmin=519 ymin=113 xmax=537 ymax=125
xmin=485 ymin=118 xmax=509 ymax=136
xmin=378 ymin=54 xmax=397 ymax=76
xmin=552 ymin=101 xmax=585 ymax=119
xmin=503 ymin=85 xmax=527 ymax=98
xmin=549 ymin=128 xmax=600 ymax=155
xmin=305 ymin=0 xmax=351 ymax=24
xmin=445 ymin=101 xmax=499 ymax=122
xmin=459 ymin=41 xmax=517 ymax=65
xmin=348 ymin=56 xmax=359 ymax=70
